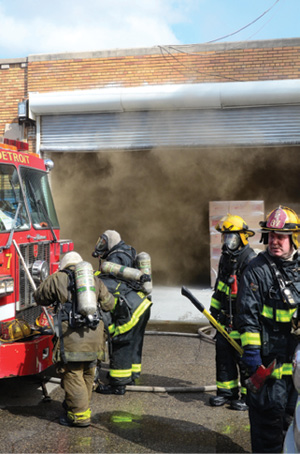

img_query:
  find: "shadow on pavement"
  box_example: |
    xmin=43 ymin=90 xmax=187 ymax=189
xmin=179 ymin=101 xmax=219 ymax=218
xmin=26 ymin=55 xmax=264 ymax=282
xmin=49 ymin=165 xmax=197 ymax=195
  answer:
xmin=96 ymin=410 xmax=248 ymax=453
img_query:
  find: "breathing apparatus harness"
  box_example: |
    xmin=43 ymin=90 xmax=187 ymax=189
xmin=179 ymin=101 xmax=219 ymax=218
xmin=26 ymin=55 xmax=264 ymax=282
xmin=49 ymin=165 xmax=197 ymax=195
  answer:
xmin=107 ymin=247 xmax=136 ymax=264
xmin=258 ymin=250 xmax=300 ymax=347
xmin=222 ymin=244 xmax=255 ymax=332
xmin=54 ymin=269 xmax=101 ymax=364
xmin=100 ymin=245 xmax=150 ymax=293
xmin=262 ymin=251 xmax=299 ymax=309
xmin=227 ymin=259 xmax=238 ymax=332
xmin=60 ymin=268 xmax=101 ymax=329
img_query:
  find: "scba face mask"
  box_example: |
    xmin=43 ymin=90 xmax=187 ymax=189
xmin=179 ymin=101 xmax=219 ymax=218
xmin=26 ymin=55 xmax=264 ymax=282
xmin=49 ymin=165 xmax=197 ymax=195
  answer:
xmin=92 ymin=234 xmax=108 ymax=258
xmin=222 ymin=233 xmax=241 ymax=251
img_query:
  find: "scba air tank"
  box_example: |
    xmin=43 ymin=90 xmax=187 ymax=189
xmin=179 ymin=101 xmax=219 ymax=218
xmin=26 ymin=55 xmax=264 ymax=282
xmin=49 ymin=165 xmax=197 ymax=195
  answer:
xmin=101 ymin=261 xmax=143 ymax=281
xmin=136 ymin=251 xmax=152 ymax=295
xmin=74 ymin=261 xmax=97 ymax=316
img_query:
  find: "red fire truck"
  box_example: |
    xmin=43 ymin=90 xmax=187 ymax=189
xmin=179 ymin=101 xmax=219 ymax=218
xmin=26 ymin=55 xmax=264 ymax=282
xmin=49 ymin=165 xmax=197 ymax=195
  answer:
xmin=0 ymin=140 xmax=73 ymax=379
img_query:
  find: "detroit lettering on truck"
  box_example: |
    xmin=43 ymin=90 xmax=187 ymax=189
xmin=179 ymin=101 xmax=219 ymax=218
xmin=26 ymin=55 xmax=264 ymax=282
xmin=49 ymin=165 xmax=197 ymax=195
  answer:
xmin=0 ymin=140 xmax=73 ymax=378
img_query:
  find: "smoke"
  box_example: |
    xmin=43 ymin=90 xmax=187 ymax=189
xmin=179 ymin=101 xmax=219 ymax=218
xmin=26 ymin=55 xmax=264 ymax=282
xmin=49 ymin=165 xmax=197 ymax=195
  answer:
xmin=49 ymin=146 xmax=300 ymax=287
xmin=236 ymin=147 xmax=300 ymax=215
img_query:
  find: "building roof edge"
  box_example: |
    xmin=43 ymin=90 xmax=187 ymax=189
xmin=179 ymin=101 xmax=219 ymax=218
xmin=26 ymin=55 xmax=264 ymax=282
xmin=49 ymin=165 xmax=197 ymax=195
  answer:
xmin=27 ymin=37 xmax=300 ymax=62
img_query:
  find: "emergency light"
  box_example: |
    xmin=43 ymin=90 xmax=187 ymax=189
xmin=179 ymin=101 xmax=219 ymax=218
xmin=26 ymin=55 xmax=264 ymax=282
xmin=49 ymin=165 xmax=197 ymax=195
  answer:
xmin=0 ymin=276 xmax=14 ymax=296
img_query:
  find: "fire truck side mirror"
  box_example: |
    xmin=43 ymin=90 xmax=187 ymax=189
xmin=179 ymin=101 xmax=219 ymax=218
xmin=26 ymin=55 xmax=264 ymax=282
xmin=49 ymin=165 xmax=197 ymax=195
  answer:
xmin=44 ymin=159 xmax=54 ymax=172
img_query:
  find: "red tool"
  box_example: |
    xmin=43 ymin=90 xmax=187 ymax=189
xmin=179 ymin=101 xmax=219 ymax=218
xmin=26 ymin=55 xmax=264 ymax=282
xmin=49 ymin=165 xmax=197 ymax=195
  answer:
xmin=245 ymin=359 xmax=277 ymax=393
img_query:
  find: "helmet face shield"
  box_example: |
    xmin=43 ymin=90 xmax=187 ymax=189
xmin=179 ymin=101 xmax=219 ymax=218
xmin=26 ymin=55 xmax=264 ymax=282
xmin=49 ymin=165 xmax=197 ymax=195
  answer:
xmin=222 ymin=233 xmax=241 ymax=251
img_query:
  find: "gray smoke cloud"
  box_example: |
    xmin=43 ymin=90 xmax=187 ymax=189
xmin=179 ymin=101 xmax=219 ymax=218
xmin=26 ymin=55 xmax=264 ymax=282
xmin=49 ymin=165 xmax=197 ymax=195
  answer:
xmin=49 ymin=146 xmax=300 ymax=286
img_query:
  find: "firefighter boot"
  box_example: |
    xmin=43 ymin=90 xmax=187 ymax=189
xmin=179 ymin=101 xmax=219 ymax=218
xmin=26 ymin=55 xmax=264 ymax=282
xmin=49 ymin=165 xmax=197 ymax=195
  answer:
xmin=59 ymin=414 xmax=91 ymax=427
xmin=96 ymin=384 xmax=126 ymax=395
xmin=209 ymin=395 xmax=230 ymax=407
xmin=230 ymin=396 xmax=248 ymax=411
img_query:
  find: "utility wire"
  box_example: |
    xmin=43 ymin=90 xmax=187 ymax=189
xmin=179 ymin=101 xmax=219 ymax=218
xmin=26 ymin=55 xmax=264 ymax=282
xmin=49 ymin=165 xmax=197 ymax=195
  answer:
xmin=207 ymin=0 xmax=281 ymax=43
xmin=247 ymin=12 xmax=278 ymax=40
xmin=158 ymin=45 xmax=200 ymax=79
xmin=156 ymin=0 xmax=281 ymax=84
xmin=158 ymin=45 xmax=238 ymax=82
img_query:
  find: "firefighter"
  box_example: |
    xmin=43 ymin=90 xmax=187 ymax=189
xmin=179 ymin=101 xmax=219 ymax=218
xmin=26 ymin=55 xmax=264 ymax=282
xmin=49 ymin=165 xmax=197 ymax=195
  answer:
xmin=33 ymin=251 xmax=114 ymax=427
xmin=92 ymin=230 xmax=152 ymax=395
xmin=209 ymin=214 xmax=256 ymax=411
xmin=236 ymin=206 xmax=300 ymax=453
xmin=92 ymin=230 xmax=136 ymax=267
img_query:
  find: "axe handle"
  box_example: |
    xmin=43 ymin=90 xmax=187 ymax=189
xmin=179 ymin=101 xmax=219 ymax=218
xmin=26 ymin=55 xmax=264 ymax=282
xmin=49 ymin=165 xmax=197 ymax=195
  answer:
xmin=181 ymin=286 xmax=244 ymax=356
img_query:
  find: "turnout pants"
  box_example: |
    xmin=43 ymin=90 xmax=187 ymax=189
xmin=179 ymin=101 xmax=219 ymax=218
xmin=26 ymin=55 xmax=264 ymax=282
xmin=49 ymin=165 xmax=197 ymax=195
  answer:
xmin=109 ymin=307 xmax=151 ymax=386
xmin=58 ymin=361 xmax=96 ymax=423
xmin=247 ymin=375 xmax=297 ymax=453
xmin=215 ymin=331 xmax=247 ymax=399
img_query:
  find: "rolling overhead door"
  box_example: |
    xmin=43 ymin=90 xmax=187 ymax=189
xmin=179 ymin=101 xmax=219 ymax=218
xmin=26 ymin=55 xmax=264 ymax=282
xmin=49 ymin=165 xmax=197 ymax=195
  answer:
xmin=39 ymin=105 xmax=300 ymax=152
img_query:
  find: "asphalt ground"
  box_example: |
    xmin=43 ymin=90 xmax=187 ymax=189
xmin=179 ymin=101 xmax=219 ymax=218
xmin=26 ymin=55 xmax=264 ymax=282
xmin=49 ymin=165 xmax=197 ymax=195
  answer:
xmin=0 ymin=326 xmax=251 ymax=453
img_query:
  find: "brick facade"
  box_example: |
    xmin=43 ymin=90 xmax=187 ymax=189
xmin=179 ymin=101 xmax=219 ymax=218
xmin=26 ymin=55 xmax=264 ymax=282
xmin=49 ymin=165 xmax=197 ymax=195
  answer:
xmin=27 ymin=40 xmax=300 ymax=94
xmin=0 ymin=60 xmax=27 ymax=137
xmin=0 ymin=38 xmax=300 ymax=147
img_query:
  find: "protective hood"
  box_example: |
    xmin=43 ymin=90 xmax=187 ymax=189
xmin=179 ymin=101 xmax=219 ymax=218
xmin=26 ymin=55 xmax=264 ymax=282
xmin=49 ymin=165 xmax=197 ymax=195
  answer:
xmin=104 ymin=230 xmax=121 ymax=250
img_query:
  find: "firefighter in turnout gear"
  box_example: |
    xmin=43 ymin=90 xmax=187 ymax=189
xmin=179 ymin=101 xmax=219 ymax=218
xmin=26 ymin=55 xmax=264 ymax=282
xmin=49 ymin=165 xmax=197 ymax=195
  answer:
xmin=33 ymin=251 xmax=114 ymax=427
xmin=92 ymin=230 xmax=152 ymax=395
xmin=209 ymin=214 xmax=256 ymax=411
xmin=236 ymin=206 xmax=300 ymax=453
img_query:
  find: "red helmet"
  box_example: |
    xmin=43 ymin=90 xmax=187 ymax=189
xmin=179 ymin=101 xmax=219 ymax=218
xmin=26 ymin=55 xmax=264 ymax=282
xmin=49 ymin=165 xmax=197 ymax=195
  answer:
xmin=260 ymin=206 xmax=300 ymax=248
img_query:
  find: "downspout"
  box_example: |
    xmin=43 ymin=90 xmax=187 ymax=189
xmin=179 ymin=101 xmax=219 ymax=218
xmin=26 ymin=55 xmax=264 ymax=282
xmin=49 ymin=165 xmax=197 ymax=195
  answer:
xmin=36 ymin=116 xmax=41 ymax=156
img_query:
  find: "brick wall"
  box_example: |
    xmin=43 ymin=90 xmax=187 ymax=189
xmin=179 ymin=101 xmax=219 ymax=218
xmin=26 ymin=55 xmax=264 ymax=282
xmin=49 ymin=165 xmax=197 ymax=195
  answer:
xmin=0 ymin=39 xmax=300 ymax=145
xmin=27 ymin=41 xmax=300 ymax=94
xmin=0 ymin=61 xmax=27 ymax=136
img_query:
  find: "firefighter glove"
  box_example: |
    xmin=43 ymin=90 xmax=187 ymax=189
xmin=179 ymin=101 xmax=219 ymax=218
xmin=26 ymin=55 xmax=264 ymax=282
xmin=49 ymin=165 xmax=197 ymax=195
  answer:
xmin=241 ymin=349 xmax=262 ymax=375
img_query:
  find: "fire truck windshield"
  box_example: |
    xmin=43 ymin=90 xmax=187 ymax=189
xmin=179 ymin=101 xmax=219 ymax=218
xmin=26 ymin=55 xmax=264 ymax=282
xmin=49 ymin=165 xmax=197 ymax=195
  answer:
xmin=19 ymin=167 xmax=59 ymax=230
xmin=0 ymin=164 xmax=29 ymax=231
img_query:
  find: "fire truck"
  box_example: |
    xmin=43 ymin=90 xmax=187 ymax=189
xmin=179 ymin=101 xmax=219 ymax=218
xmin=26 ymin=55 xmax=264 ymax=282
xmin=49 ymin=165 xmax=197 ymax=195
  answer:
xmin=0 ymin=139 xmax=73 ymax=379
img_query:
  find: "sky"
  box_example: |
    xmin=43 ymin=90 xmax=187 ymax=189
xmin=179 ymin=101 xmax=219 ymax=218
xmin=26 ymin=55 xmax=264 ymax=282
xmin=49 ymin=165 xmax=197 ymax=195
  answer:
xmin=0 ymin=0 xmax=298 ymax=59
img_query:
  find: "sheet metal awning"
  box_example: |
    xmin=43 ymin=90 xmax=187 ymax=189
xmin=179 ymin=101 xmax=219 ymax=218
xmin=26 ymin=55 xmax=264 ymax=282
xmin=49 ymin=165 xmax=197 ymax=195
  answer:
xmin=29 ymin=79 xmax=300 ymax=152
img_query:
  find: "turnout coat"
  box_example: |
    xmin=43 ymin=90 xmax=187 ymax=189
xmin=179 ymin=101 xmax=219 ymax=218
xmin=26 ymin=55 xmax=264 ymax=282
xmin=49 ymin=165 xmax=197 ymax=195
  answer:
xmin=33 ymin=268 xmax=114 ymax=363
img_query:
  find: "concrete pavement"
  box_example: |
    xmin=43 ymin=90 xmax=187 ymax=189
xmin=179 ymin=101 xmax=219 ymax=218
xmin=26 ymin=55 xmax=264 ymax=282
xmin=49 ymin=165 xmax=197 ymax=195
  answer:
xmin=0 ymin=327 xmax=251 ymax=453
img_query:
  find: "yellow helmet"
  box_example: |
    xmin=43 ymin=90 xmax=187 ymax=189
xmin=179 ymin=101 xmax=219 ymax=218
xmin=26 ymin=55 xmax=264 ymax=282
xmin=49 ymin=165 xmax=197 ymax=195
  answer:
xmin=216 ymin=214 xmax=255 ymax=246
xmin=260 ymin=205 xmax=300 ymax=248
xmin=0 ymin=319 xmax=32 ymax=342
